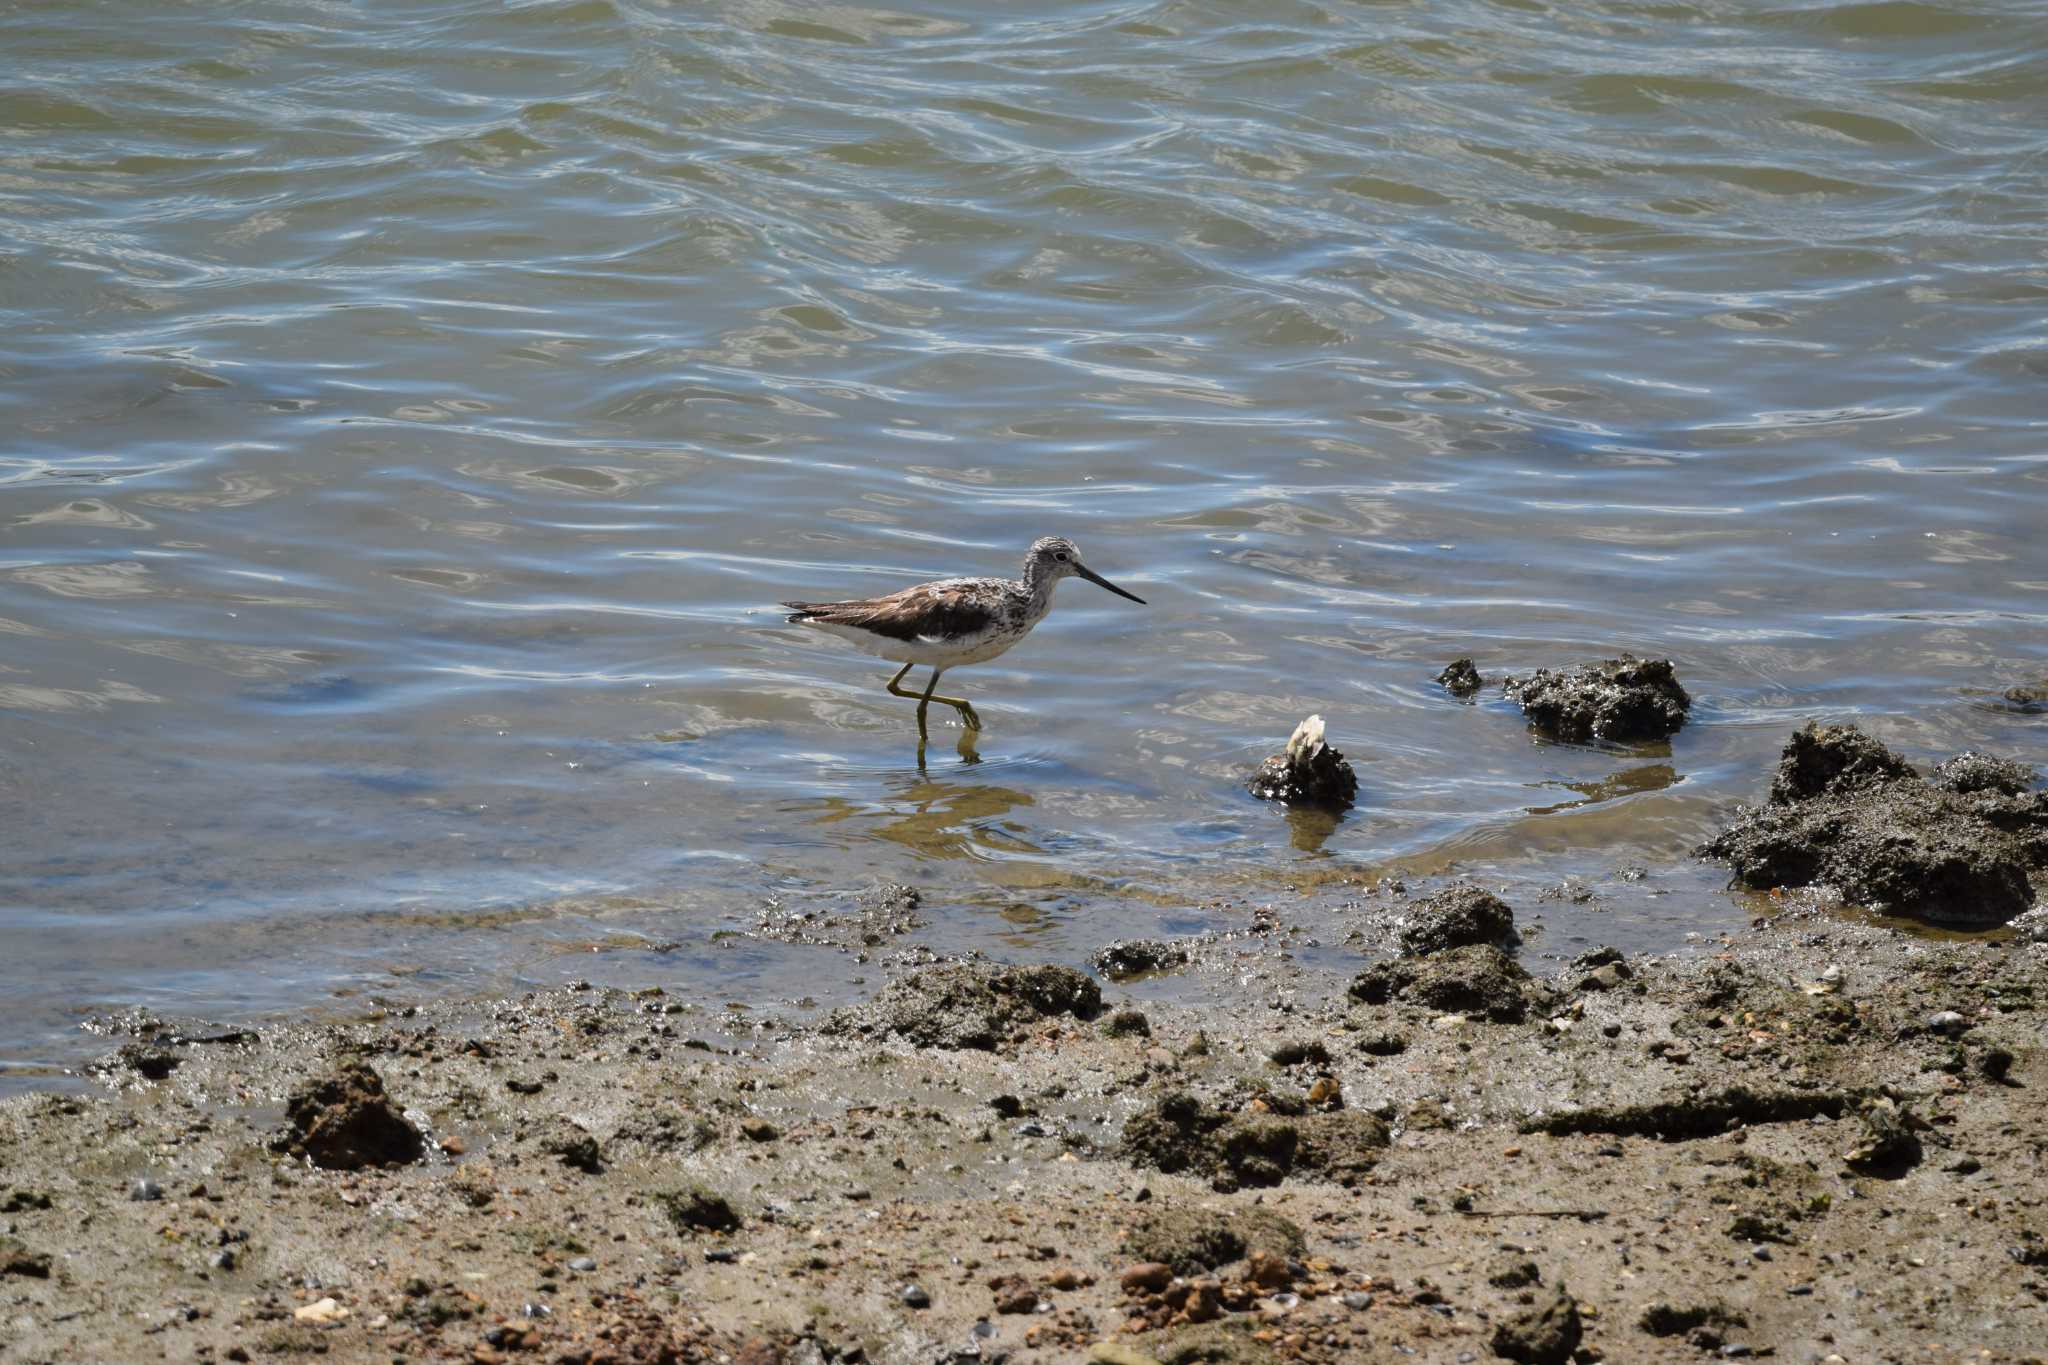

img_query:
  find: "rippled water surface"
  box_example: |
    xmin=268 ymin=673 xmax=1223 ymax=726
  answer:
xmin=4 ymin=0 xmax=2045 ymax=1077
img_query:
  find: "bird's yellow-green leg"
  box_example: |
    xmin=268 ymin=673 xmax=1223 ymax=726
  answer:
xmin=885 ymin=664 xmax=980 ymax=733
xmin=919 ymin=668 xmax=981 ymax=732
xmin=883 ymin=662 xmax=930 ymax=740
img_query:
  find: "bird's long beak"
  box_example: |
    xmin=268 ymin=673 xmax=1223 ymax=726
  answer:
xmin=1076 ymin=562 xmax=1146 ymax=604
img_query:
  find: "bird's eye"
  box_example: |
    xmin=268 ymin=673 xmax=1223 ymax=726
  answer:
xmin=1055 ymin=552 xmax=1070 ymax=562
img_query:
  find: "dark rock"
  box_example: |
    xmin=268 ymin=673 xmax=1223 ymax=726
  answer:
xmin=901 ymin=1283 xmax=930 ymax=1309
xmin=1248 ymin=716 xmax=1358 ymax=809
xmin=1491 ymin=1286 xmax=1582 ymax=1364
xmin=1639 ymin=1302 xmax=1748 ymax=1338
xmin=1932 ymin=752 xmax=2037 ymax=797
xmin=1118 ymin=1091 xmax=1389 ymax=1190
xmin=1577 ymin=961 xmax=1631 ymax=993
xmin=1349 ymin=944 xmax=1535 ymax=1023
xmin=1502 ymin=655 xmax=1690 ymax=742
xmin=1123 ymin=1207 xmax=1304 ymax=1276
xmin=271 ymin=1061 xmax=424 ymax=1171
xmin=0 ymin=1237 xmax=52 ymax=1279
xmin=117 ymin=1043 xmax=180 ymax=1080
xmin=0 ymin=1189 xmax=52 ymax=1213
xmin=1843 ymin=1098 xmax=1922 ymax=1176
xmin=1396 ymin=883 xmax=1516 ymax=956
xmin=1093 ymin=939 xmax=1191 ymax=981
xmin=1523 ymin=1085 xmax=1855 ymax=1140
xmin=1769 ymin=722 xmax=1916 ymax=804
xmin=1701 ymin=723 xmax=2041 ymax=925
xmin=656 ymin=1185 xmax=741 ymax=1234
xmin=129 ymin=1178 xmax=162 ymax=1202
xmin=1438 ymin=658 xmax=1483 ymax=697
xmin=1105 ymin=1009 xmax=1152 ymax=1039
xmin=987 ymin=1272 xmax=1039 ymax=1314
xmin=1268 ymin=1039 xmax=1331 ymax=1067
xmin=1120 ymin=1261 xmax=1174 ymax=1295
xmin=539 ymin=1120 xmax=603 ymax=1174
xmin=1999 ymin=682 xmax=2047 ymax=713
xmin=826 ymin=962 xmax=1102 ymax=1052
xmin=740 ymin=1119 xmax=780 ymax=1143
xmin=1487 ymin=1256 xmax=1542 ymax=1289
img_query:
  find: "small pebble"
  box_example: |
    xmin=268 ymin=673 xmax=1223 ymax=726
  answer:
xmin=901 ymin=1283 xmax=931 ymax=1309
xmin=129 ymin=1179 xmax=163 ymax=1202
xmin=567 ymin=1257 xmax=596 ymax=1273
xmin=1342 ymin=1291 xmax=1374 ymax=1311
xmin=1927 ymin=1010 xmax=1968 ymax=1036
xmin=1751 ymin=1246 xmax=1772 ymax=1261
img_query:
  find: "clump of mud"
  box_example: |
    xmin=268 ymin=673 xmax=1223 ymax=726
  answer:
xmin=1247 ymin=715 xmax=1357 ymax=809
xmin=271 ymin=1060 xmax=424 ymax=1170
xmin=1119 ymin=1091 xmax=1389 ymax=1191
xmin=1094 ymin=939 xmax=1191 ymax=981
xmin=656 ymin=1185 xmax=741 ymax=1234
xmin=1348 ymin=944 xmax=1536 ymax=1022
xmin=826 ymin=962 xmax=1102 ymax=1051
xmin=1502 ymin=655 xmax=1690 ymax=742
xmin=1436 ymin=658 xmax=1482 ymax=697
xmin=1394 ymin=882 xmax=1516 ymax=956
xmin=1492 ymin=1286 xmax=1582 ymax=1365
xmin=1931 ymin=751 xmax=2037 ymax=798
xmin=1123 ymin=1206 xmax=1305 ymax=1276
xmin=1700 ymin=722 xmax=2045 ymax=925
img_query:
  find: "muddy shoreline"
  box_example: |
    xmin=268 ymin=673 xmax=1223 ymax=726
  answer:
xmin=3 ymin=856 xmax=2045 ymax=1365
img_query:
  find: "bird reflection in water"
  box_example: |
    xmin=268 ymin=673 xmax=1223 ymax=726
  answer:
xmin=807 ymin=760 xmax=1038 ymax=862
xmin=1524 ymin=763 xmax=1680 ymax=818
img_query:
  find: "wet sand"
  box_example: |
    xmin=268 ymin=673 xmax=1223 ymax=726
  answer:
xmin=3 ymin=875 xmax=2043 ymax=1365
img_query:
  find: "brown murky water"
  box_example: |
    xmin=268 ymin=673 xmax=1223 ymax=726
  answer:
xmin=3 ymin=0 xmax=2045 ymax=1079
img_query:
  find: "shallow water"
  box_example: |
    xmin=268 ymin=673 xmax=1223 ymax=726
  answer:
xmin=3 ymin=0 xmax=2045 ymax=1080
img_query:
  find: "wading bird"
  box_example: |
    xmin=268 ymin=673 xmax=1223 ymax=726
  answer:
xmin=784 ymin=536 xmax=1146 ymax=739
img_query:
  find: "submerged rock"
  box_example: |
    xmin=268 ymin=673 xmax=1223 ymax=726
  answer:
xmin=1437 ymin=658 xmax=1483 ymax=697
xmin=1502 ymin=655 xmax=1690 ymax=742
xmin=271 ymin=1060 xmax=424 ymax=1171
xmin=1119 ymin=1090 xmax=1389 ymax=1191
xmin=1348 ymin=944 xmax=1536 ymax=1022
xmin=1248 ymin=715 xmax=1357 ymax=809
xmin=1701 ymin=722 xmax=2043 ymax=925
xmin=825 ymin=962 xmax=1102 ymax=1051
xmin=1395 ymin=883 xmax=1517 ymax=956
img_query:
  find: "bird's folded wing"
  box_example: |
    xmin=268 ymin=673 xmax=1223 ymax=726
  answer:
xmin=796 ymin=584 xmax=999 ymax=644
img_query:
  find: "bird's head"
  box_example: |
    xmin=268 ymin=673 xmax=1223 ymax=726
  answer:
xmin=1024 ymin=536 xmax=1145 ymax=603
